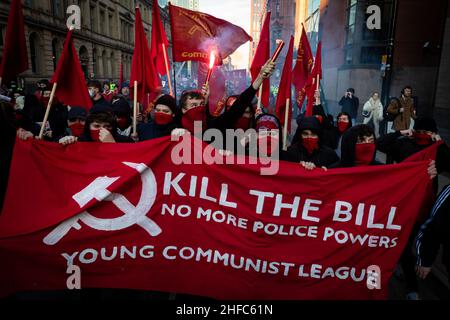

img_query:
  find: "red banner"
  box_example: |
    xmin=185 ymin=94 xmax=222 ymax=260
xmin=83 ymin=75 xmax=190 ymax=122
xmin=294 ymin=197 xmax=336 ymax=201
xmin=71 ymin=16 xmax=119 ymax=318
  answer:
xmin=0 ymin=137 xmax=433 ymax=299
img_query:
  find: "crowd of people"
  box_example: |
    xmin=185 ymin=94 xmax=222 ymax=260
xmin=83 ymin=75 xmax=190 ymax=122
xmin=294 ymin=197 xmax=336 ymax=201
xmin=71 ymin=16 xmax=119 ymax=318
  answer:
xmin=0 ymin=59 xmax=449 ymax=300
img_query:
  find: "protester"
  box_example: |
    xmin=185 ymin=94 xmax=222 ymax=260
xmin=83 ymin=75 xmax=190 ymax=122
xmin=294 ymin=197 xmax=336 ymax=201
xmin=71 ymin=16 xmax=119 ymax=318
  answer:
xmin=286 ymin=116 xmax=339 ymax=169
xmin=415 ymin=184 xmax=450 ymax=300
xmin=56 ymin=107 xmax=87 ymax=143
xmin=377 ymin=116 xmax=445 ymax=300
xmin=330 ymin=124 xmax=381 ymax=168
xmin=386 ymin=86 xmax=417 ymax=131
xmin=332 ymin=112 xmax=353 ymax=157
xmin=309 ymin=90 xmax=336 ymax=150
xmin=245 ymin=113 xmax=285 ymax=160
xmin=339 ymin=88 xmax=359 ymax=124
xmin=111 ymin=97 xmax=132 ymax=137
xmin=138 ymin=94 xmax=180 ymax=141
xmin=362 ymin=92 xmax=383 ymax=138
xmin=88 ymin=80 xmax=110 ymax=107
xmin=60 ymin=105 xmax=134 ymax=144
xmin=102 ymin=81 xmax=113 ymax=102
xmin=178 ymin=60 xmax=275 ymax=136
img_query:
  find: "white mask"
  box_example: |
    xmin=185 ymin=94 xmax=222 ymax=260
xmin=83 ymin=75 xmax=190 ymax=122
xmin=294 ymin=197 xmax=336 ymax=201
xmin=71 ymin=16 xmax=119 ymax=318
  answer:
xmin=89 ymin=88 xmax=95 ymax=98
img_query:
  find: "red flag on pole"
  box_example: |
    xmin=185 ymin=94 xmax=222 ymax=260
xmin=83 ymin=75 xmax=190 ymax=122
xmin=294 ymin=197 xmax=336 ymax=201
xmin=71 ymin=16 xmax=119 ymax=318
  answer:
xmin=292 ymin=25 xmax=313 ymax=110
xmin=0 ymin=0 xmax=28 ymax=83
xmin=250 ymin=11 xmax=271 ymax=108
xmin=49 ymin=29 xmax=92 ymax=110
xmin=151 ymin=1 xmax=170 ymax=75
xmin=198 ymin=63 xmax=227 ymax=117
xmin=169 ymin=3 xmax=251 ymax=64
xmin=275 ymin=36 xmax=294 ymax=133
xmin=130 ymin=7 xmax=159 ymax=102
xmin=305 ymin=41 xmax=322 ymax=116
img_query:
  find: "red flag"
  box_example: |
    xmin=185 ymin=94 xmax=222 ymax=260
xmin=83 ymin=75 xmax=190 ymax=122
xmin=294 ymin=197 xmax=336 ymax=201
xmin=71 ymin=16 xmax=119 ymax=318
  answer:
xmin=250 ymin=12 xmax=271 ymax=108
xmin=119 ymin=60 xmax=124 ymax=90
xmin=292 ymin=25 xmax=313 ymax=109
xmin=151 ymin=1 xmax=170 ymax=76
xmin=130 ymin=8 xmax=160 ymax=102
xmin=169 ymin=4 xmax=251 ymax=64
xmin=275 ymin=36 xmax=294 ymax=133
xmin=0 ymin=137 xmax=434 ymax=299
xmin=305 ymin=42 xmax=322 ymax=116
xmin=50 ymin=29 xmax=93 ymax=110
xmin=198 ymin=63 xmax=227 ymax=117
xmin=0 ymin=0 xmax=28 ymax=83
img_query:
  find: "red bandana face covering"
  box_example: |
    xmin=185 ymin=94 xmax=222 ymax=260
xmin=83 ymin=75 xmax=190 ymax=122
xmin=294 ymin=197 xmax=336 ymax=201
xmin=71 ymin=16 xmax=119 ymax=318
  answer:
xmin=69 ymin=122 xmax=85 ymax=137
xmin=235 ymin=117 xmax=251 ymax=130
xmin=355 ymin=143 xmax=376 ymax=166
xmin=257 ymin=136 xmax=279 ymax=157
xmin=414 ymin=132 xmax=432 ymax=145
xmin=182 ymin=105 xmax=206 ymax=133
xmin=302 ymin=137 xmax=319 ymax=154
xmin=90 ymin=129 xmax=101 ymax=142
xmin=154 ymin=112 xmax=173 ymax=125
xmin=116 ymin=117 xmax=129 ymax=130
xmin=337 ymin=121 xmax=349 ymax=134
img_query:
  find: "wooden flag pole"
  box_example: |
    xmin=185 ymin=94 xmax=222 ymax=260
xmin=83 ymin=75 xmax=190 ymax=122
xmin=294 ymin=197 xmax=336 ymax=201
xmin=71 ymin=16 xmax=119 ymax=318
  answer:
xmin=283 ymin=98 xmax=290 ymax=151
xmin=162 ymin=43 xmax=173 ymax=97
xmin=316 ymin=75 xmax=320 ymax=91
xmin=0 ymin=77 xmax=2 ymax=88
xmin=38 ymin=82 xmax=58 ymax=139
xmin=133 ymin=80 xmax=138 ymax=135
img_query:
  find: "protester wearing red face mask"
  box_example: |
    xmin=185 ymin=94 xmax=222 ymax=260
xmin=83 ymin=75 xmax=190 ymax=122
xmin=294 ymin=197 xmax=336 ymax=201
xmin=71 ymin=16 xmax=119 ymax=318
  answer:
xmin=332 ymin=112 xmax=353 ymax=157
xmin=59 ymin=105 xmax=134 ymax=145
xmin=333 ymin=123 xmax=439 ymax=300
xmin=138 ymin=94 xmax=181 ymax=141
xmin=173 ymin=60 xmax=275 ymax=142
xmin=111 ymin=97 xmax=132 ymax=137
xmin=57 ymin=107 xmax=87 ymax=145
xmin=285 ymin=116 xmax=339 ymax=170
xmin=244 ymin=113 xmax=286 ymax=160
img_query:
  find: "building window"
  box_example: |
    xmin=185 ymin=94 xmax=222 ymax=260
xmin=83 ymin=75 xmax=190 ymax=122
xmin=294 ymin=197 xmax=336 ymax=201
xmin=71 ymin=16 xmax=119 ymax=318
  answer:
xmin=100 ymin=10 xmax=106 ymax=35
xmin=79 ymin=46 xmax=89 ymax=79
xmin=92 ymin=47 xmax=97 ymax=78
xmin=29 ymin=33 xmax=40 ymax=73
xmin=346 ymin=0 xmax=357 ymax=46
xmin=52 ymin=0 xmax=64 ymax=18
xmin=52 ymin=38 xmax=59 ymax=71
xmin=360 ymin=46 xmax=384 ymax=64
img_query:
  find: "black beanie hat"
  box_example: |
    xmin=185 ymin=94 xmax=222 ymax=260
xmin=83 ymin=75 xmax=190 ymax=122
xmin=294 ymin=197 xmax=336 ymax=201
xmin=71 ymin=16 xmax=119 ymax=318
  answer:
xmin=297 ymin=116 xmax=321 ymax=133
xmin=155 ymin=94 xmax=177 ymax=114
xmin=414 ymin=117 xmax=437 ymax=133
xmin=111 ymin=98 xmax=131 ymax=117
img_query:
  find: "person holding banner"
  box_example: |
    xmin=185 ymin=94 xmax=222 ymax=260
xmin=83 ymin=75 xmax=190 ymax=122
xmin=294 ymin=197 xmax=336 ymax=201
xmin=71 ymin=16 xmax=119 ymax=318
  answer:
xmin=331 ymin=124 xmax=382 ymax=168
xmin=376 ymin=116 xmax=449 ymax=299
xmin=60 ymin=105 xmax=134 ymax=144
xmin=245 ymin=113 xmax=285 ymax=159
xmin=178 ymin=60 xmax=275 ymax=135
xmin=285 ymin=116 xmax=339 ymax=170
xmin=56 ymin=106 xmax=86 ymax=144
xmin=138 ymin=94 xmax=181 ymax=141
xmin=111 ymin=97 xmax=132 ymax=138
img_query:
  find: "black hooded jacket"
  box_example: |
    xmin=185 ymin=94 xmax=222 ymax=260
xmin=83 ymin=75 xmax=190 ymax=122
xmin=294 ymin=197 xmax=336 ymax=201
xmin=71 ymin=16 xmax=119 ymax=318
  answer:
xmin=285 ymin=116 xmax=339 ymax=167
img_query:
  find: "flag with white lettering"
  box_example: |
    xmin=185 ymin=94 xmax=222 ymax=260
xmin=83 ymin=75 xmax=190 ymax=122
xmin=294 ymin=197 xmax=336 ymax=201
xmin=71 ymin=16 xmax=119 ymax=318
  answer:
xmin=0 ymin=136 xmax=433 ymax=299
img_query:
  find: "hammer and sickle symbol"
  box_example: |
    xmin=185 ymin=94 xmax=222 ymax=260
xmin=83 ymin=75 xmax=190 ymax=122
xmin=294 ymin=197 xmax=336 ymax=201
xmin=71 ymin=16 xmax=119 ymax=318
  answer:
xmin=43 ymin=162 xmax=161 ymax=245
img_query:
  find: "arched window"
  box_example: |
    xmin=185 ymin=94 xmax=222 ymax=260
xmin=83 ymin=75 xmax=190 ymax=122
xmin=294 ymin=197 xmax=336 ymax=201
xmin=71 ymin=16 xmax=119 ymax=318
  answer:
xmin=79 ymin=46 xmax=89 ymax=79
xmin=29 ymin=33 xmax=41 ymax=73
xmin=110 ymin=51 xmax=115 ymax=79
xmin=92 ymin=47 xmax=97 ymax=78
xmin=101 ymin=50 xmax=107 ymax=77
